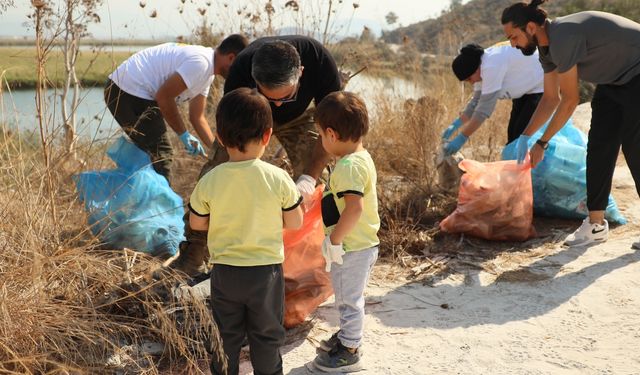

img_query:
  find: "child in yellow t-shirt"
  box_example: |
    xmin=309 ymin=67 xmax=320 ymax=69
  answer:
xmin=311 ymin=91 xmax=380 ymax=372
xmin=188 ymin=87 xmax=303 ymax=375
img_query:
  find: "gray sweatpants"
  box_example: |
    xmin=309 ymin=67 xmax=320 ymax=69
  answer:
xmin=331 ymin=246 xmax=378 ymax=349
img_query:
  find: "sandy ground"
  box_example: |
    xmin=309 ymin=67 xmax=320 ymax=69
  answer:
xmin=276 ymin=192 xmax=640 ymax=374
xmin=230 ymin=104 xmax=640 ymax=374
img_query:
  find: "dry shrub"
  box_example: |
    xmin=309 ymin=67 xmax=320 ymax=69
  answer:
xmin=367 ymin=71 xmax=511 ymax=261
xmin=0 ymin=131 xmax=223 ymax=374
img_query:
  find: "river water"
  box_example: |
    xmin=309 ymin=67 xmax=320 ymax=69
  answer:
xmin=0 ymin=74 xmax=424 ymax=142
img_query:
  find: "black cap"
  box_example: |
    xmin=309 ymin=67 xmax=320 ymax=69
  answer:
xmin=451 ymin=44 xmax=485 ymax=81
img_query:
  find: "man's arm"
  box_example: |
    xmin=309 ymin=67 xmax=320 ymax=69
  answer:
xmin=460 ymin=90 xmax=481 ymax=121
xmin=155 ymin=73 xmax=189 ymax=135
xmin=521 ymin=70 xmax=561 ymax=137
xmin=529 ymin=66 xmax=580 ymax=167
xmin=459 ymin=91 xmax=500 ymax=137
xmin=188 ymin=95 xmax=214 ymax=149
xmin=460 ymin=117 xmax=485 ymax=137
xmin=539 ymin=66 xmax=580 ymax=141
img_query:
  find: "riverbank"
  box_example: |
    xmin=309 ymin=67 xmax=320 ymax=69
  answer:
xmin=0 ymin=47 xmax=132 ymax=88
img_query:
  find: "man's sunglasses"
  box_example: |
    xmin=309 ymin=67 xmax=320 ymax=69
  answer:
xmin=257 ymin=81 xmax=300 ymax=104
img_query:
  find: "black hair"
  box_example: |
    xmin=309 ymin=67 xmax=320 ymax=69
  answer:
xmin=501 ymin=0 xmax=548 ymax=29
xmin=316 ymin=91 xmax=369 ymax=142
xmin=451 ymin=44 xmax=484 ymax=81
xmin=251 ymin=40 xmax=301 ymax=88
xmin=217 ymin=34 xmax=249 ymax=56
xmin=215 ymin=87 xmax=273 ymax=152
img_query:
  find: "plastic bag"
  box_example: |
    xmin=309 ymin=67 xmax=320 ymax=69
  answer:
xmin=74 ymin=137 xmax=185 ymax=257
xmin=283 ymin=186 xmax=333 ymax=328
xmin=440 ymin=158 xmax=536 ymax=241
xmin=502 ymin=120 xmax=627 ymax=224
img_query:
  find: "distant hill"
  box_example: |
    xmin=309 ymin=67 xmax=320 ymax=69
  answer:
xmin=381 ymin=0 xmax=640 ymax=54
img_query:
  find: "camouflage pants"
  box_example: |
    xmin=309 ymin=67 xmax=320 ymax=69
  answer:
xmin=104 ymin=79 xmax=174 ymax=179
xmin=198 ymin=108 xmax=318 ymax=180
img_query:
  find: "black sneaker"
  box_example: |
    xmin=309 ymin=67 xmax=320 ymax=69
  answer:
xmin=318 ymin=330 xmax=340 ymax=352
xmin=313 ymin=342 xmax=362 ymax=373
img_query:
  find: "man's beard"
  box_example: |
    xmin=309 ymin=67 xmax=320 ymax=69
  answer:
xmin=518 ymin=34 xmax=538 ymax=56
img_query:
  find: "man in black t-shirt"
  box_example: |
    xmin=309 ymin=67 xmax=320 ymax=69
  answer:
xmin=203 ymin=36 xmax=341 ymax=185
xmin=168 ymin=35 xmax=342 ymax=277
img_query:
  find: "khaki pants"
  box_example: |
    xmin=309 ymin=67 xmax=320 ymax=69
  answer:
xmin=198 ymin=108 xmax=318 ymax=180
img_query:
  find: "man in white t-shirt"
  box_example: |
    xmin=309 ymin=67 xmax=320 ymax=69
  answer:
xmin=441 ymin=42 xmax=544 ymax=155
xmin=104 ymin=34 xmax=248 ymax=179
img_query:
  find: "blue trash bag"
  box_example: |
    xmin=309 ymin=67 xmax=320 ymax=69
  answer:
xmin=502 ymin=119 xmax=627 ymax=224
xmin=74 ymin=137 xmax=185 ymax=257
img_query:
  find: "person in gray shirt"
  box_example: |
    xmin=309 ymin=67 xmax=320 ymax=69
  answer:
xmin=501 ymin=0 xmax=640 ymax=248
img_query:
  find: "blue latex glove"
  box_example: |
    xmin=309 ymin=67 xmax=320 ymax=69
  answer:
xmin=516 ymin=135 xmax=531 ymax=164
xmin=443 ymin=133 xmax=468 ymax=156
xmin=179 ymin=131 xmax=206 ymax=156
xmin=442 ymin=118 xmax=463 ymax=141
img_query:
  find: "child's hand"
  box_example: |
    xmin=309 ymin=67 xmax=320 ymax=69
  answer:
xmin=322 ymin=235 xmax=345 ymax=272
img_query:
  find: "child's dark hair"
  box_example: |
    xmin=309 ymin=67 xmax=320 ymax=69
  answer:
xmin=501 ymin=0 xmax=548 ymax=29
xmin=215 ymin=87 xmax=272 ymax=152
xmin=316 ymin=91 xmax=369 ymax=142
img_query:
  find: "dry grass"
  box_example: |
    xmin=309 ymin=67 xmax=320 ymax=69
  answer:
xmin=0 ymin=131 xmax=224 ymax=374
xmin=364 ymin=67 xmax=511 ymax=263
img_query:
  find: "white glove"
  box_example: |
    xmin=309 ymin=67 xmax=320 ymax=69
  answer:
xmin=322 ymin=235 xmax=345 ymax=272
xmin=296 ymin=174 xmax=316 ymax=202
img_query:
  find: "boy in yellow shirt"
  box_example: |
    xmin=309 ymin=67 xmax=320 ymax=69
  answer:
xmin=188 ymin=87 xmax=303 ymax=375
xmin=311 ymin=91 xmax=380 ymax=372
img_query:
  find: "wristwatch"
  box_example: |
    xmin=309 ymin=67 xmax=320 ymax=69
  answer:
xmin=536 ymin=139 xmax=549 ymax=150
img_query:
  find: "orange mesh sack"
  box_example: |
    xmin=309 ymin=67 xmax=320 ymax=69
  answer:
xmin=283 ymin=185 xmax=333 ymax=328
xmin=440 ymin=159 xmax=536 ymax=241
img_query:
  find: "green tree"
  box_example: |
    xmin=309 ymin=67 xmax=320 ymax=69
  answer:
xmin=385 ymin=11 xmax=398 ymax=26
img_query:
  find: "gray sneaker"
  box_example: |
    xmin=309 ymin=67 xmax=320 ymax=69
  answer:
xmin=313 ymin=342 xmax=362 ymax=373
xmin=632 ymin=239 xmax=640 ymax=250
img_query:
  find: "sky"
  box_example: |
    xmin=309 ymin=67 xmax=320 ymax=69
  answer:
xmin=0 ymin=0 xmax=465 ymax=40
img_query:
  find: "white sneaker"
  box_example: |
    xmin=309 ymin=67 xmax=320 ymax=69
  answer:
xmin=564 ymin=218 xmax=608 ymax=247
